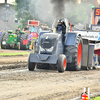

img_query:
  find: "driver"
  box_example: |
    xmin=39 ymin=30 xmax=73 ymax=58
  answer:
xmin=15 ymin=28 xmax=21 ymax=42
xmin=56 ymin=20 xmax=66 ymax=43
xmin=56 ymin=20 xmax=63 ymax=31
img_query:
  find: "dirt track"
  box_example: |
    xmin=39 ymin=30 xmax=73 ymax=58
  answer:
xmin=0 ymin=67 xmax=100 ymax=100
xmin=0 ymin=49 xmax=100 ymax=100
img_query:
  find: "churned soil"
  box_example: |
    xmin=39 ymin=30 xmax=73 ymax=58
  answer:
xmin=0 ymin=49 xmax=100 ymax=100
xmin=0 ymin=67 xmax=100 ymax=100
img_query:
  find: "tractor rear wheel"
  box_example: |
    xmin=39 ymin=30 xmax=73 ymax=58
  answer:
xmin=20 ymin=33 xmax=28 ymax=50
xmin=57 ymin=54 xmax=67 ymax=73
xmin=28 ymin=54 xmax=35 ymax=71
xmin=1 ymin=32 xmax=6 ymax=49
xmin=1 ymin=32 xmax=11 ymax=49
xmin=65 ymin=35 xmax=83 ymax=71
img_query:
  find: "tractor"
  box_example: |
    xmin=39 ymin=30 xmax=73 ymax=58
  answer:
xmin=1 ymin=30 xmax=28 ymax=50
xmin=28 ymin=18 xmax=96 ymax=72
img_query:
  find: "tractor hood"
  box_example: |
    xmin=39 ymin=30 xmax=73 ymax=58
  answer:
xmin=40 ymin=33 xmax=59 ymax=49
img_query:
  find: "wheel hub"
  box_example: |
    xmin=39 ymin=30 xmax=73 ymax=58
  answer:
xmin=77 ymin=43 xmax=82 ymax=66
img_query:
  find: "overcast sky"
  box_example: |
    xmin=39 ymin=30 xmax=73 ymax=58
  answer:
xmin=0 ymin=0 xmax=15 ymax=4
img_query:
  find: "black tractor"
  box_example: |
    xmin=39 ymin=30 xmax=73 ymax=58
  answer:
xmin=28 ymin=18 xmax=95 ymax=72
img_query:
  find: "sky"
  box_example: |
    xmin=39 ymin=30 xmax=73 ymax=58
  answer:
xmin=0 ymin=0 xmax=15 ymax=4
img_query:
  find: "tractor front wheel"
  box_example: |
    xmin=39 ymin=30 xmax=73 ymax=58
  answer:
xmin=28 ymin=54 xmax=35 ymax=71
xmin=57 ymin=54 xmax=67 ymax=73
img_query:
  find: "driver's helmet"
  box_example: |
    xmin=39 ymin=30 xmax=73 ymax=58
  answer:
xmin=58 ymin=19 xmax=63 ymax=24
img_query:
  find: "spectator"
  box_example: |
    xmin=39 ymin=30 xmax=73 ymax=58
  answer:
xmin=2 ymin=30 xmax=4 ymax=33
xmin=24 ymin=26 xmax=29 ymax=31
xmin=0 ymin=30 xmax=3 ymax=42
xmin=15 ymin=28 xmax=21 ymax=42
xmin=18 ymin=28 xmax=21 ymax=31
xmin=0 ymin=30 xmax=2 ymax=36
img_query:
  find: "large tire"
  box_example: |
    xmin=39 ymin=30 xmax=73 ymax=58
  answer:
xmin=57 ymin=54 xmax=67 ymax=73
xmin=20 ymin=33 xmax=28 ymax=50
xmin=28 ymin=54 xmax=35 ymax=71
xmin=1 ymin=32 xmax=7 ymax=49
xmin=65 ymin=35 xmax=83 ymax=71
xmin=1 ymin=32 xmax=11 ymax=49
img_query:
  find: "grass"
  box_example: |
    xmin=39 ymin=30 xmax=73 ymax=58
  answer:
xmin=0 ymin=42 xmax=31 ymax=56
xmin=90 ymin=96 xmax=100 ymax=100
xmin=0 ymin=52 xmax=30 ymax=56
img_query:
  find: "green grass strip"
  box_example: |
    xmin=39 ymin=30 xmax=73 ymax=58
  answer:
xmin=0 ymin=52 xmax=30 ymax=56
xmin=90 ymin=96 xmax=100 ymax=100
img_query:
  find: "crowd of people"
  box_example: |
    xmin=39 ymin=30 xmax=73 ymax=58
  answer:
xmin=22 ymin=25 xmax=50 ymax=51
xmin=23 ymin=25 xmax=42 ymax=51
